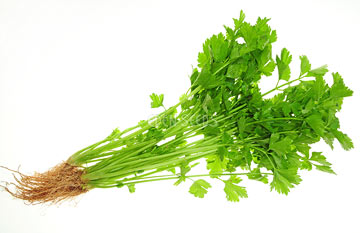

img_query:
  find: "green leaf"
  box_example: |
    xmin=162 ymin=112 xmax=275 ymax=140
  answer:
xmin=300 ymin=55 xmax=311 ymax=76
xmin=150 ymin=93 xmax=164 ymax=108
xmin=198 ymin=39 xmax=211 ymax=68
xmin=330 ymin=72 xmax=353 ymax=98
xmin=240 ymin=22 xmax=257 ymax=50
xmin=189 ymin=179 xmax=212 ymax=198
xmin=255 ymin=17 xmax=273 ymax=49
xmin=276 ymin=48 xmax=292 ymax=81
xmin=301 ymin=161 xmax=313 ymax=171
xmin=222 ymin=132 xmax=233 ymax=144
xmin=271 ymin=168 xmax=302 ymax=195
xmin=261 ymin=59 xmax=276 ymax=76
xmin=206 ymin=154 xmax=227 ymax=177
xmin=146 ymin=127 xmax=164 ymax=140
xmin=332 ymin=130 xmax=354 ymax=150
xmin=203 ymin=125 xmax=221 ymax=136
xmin=310 ymin=152 xmax=336 ymax=175
xmin=230 ymin=43 xmax=251 ymax=59
xmin=305 ymin=113 xmax=325 ymax=137
xmin=312 ymin=76 xmax=326 ymax=100
xmin=295 ymin=143 xmax=310 ymax=158
xmin=209 ymin=33 xmax=229 ymax=62
xmin=198 ymin=51 xmax=209 ymax=68
xmin=189 ymin=68 xmax=200 ymax=84
xmin=281 ymin=102 xmax=291 ymax=116
xmin=226 ymin=63 xmax=247 ymax=78
xmin=233 ymin=10 xmax=246 ymax=30
xmin=269 ymin=134 xmax=293 ymax=155
xmin=310 ymin=152 xmax=331 ymax=166
xmin=270 ymin=30 xmax=277 ymax=43
xmin=323 ymin=132 xmax=335 ymax=149
xmin=306 ymin=65 xmax=328 ymax=77
xmin=224 ymin=180 xmax=248 ymax=202
xmin=241 ymin=146 xmax=252 ymax=168
xmin=196 ymin=67 xmax=224 ymax=89
xmin=314 ymin=165 xmax=336 ymax=175
xmin=259 ymin=45 xmax=272 ymax=66
xmin=217 ymin=146 xmax=228 ymax=161
xmin=224 ymin=25 xmax=235 ymax=40
xmin=82 ymin=11 xmax=354 ymax=202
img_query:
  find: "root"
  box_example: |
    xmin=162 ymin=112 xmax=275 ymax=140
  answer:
xmin=0 ymin=162 xmax=88 ymax=204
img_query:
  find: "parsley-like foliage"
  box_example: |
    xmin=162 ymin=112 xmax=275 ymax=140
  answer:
xmin=69 ymin=11 xmax=353 ymax=202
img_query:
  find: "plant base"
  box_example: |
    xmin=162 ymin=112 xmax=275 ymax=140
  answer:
xmin=1 ymin=162 xmax=88 ymax=204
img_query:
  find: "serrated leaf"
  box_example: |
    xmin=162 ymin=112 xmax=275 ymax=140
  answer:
xmin=150 ymin=93 xmax=164 ymax=108
xmin=269 ymin=135 xmax=293 ymax=155
xmin=315 ymin=165 xmax=336 ymax=175
xmin=332 ymin=130 xmax=354 ymax=150
xmin=189 ymin=179 xmax=212 ymax=198
xmin=300 ymin=55 xmax=311 ymax=76
xmin=224 ymin=25 xmax=235 ymax=40
xmin=261 ymin=59 xmax=276 ymax=76
xmin=310 ymin=152 xmax=331 ymax=166
xmin=198 ymin=51 xmax=209 ymax=68
xmin=305 ymin=113 xmax=325 ymax=137
xmin=276 ymin=48 xmax=292 ymax=81
xmin=240 ymin=22 xmax=257 ymax=50
xmin=330 ymin=72 xmax=353 ymax=98
xmin=295 ymin=143 xmax=310 ymax=158
xmin=209 ymin=33 xmax=229 ymax=62
xmin=196 ymin=67 xmax=225 ymax=89
xmin=226 ymin=63 xmax=247 ymax=78
xmin=233 ymin=10 xmax=246 ymax=30
xmin=270 ymin=168 xmax=302 ymax=195
xmin=301 ymin=161 xmax=313 ymax=171
xmin=312 ymin=76 xmax=326 ymax=100
xmin=241 ymin=146 xmax=252 ymax=168
xmin=206 ymin=154 xmax=227 ymax=177
xmin=224 ymin=180 xmax=248 ymax=202
xmin=306 ymin=65 xmax=328 ymax=77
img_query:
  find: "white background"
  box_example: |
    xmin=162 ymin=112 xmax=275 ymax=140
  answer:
xmin=1 ymin=0 xmax=359 ymax=232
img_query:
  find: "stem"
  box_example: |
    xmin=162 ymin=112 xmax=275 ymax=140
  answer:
xmin=91 ymin=172 xmax=273 ymax=188
xmin=85 ymin=149 xmax=217 ymax=181
xmin=261 ymin=74 xmax=307 ymax=97
xmin=250 ymin=146 xmax=276 ymax=170
xmin=247 ymin=117 xmax=304 ymax=125
xmin=70 ymin=85 xmax=203 ymax=165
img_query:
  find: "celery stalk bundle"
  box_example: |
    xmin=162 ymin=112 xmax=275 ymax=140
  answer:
xmin=2 ymin=11 xmax=353 ymax=204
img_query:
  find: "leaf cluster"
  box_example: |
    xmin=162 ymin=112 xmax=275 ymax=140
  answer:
xmin=70 ymin=11 xmax=353 ymax=202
